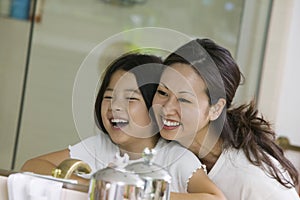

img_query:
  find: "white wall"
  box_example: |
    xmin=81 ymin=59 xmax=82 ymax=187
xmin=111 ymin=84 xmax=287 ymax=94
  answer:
xmin=275 ymin=0 xmax=300 ymax=145
xmin=259 ymin=0 xmax=300 ymax=145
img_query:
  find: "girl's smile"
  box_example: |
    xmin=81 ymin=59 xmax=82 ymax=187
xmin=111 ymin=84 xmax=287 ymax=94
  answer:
xmin=101 ymin=69 xmax=156 ymax=152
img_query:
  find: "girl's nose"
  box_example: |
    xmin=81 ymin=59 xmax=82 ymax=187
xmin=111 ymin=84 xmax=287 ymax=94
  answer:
xmin=111 ymin=98 xmax=125 ymax=112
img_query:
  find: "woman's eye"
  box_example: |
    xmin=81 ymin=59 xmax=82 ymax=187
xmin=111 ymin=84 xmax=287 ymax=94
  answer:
xmin=178 ymin=98 xmax=191 ymax=103
xmin=157 ymin=89 xmax=168 ymax=97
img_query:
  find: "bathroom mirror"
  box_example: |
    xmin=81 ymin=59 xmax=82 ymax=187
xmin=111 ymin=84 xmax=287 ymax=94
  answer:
xmin=0 ymin=0 xmax=272 ymax=171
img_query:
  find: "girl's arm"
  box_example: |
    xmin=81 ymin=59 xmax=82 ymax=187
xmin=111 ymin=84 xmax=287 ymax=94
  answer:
xmin=21 ymin=149 xmax=70 ymax=175
xmin=171 ymin=168 xmax=227 ymax=200
xmin=21 ymin=149 xmax=90 ymax=185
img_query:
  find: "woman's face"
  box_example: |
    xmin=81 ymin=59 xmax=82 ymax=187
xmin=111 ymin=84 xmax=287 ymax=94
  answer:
xmin=101 ymin=70 xmax=155 ymax=150
xmin=153 ymin=63 xmax=215 ymax=147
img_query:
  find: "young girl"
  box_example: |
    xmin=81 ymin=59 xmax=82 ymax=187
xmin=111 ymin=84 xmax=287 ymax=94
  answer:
xmin=21 ymin=53 xmax=226 ymax=199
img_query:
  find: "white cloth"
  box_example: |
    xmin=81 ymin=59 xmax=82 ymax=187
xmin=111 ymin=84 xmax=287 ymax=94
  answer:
xmin=69 ymin=132 xmax=203 ymax=193
xmin=208 ymin=148 xmax=299 ymax=200
xmin=7 ymin=173 xmax=63 ymax=200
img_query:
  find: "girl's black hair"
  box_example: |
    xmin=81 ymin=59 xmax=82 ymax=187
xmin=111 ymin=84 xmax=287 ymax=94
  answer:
xmin=95 ymin=53 xmax=164 ymax=134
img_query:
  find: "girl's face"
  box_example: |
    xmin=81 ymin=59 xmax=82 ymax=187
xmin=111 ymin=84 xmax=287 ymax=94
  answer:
xmin=101 ymin=70 xmax=155 ymax=150
xmin=153 ymin=63 xmax=215 ymax=147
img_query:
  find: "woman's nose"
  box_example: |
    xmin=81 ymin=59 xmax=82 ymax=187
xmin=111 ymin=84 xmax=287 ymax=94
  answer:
xmin=162 ymin=96 xmax=179 ymax=115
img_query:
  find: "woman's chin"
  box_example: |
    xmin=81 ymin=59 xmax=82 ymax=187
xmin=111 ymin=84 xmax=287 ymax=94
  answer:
xmin=159 ymin=131 xmax=176 ymax=141
xmin=159 ymin=130 xmax=186 ymax=143
xmin=160 ymin=132 xmax=195 ymax=148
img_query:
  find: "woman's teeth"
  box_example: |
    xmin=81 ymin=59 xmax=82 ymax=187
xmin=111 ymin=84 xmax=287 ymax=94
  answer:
xmin=163 ymin=119 xmax=180 ymax=127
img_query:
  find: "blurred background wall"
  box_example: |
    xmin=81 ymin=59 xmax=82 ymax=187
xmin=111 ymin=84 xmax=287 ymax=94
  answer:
xmin=0 ymin=0 xmax=298 ymax=171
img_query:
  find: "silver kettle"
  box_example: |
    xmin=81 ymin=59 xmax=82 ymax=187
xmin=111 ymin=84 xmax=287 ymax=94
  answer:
xmin=88 ymin=166 xmax=144 ymax=200
xmin=125 ymin=148 xmax=171 ymax=200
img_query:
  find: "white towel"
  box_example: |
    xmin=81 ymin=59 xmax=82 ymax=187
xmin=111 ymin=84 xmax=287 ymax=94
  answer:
xmin=7 ymin=173 xmax=63 ymax=200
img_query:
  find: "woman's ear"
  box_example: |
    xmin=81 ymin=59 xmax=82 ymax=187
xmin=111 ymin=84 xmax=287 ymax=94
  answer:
xmin=209 ymin=98 xmax=226 ymax=121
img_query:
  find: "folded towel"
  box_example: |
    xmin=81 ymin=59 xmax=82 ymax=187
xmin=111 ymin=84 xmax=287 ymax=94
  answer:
xmin=7 ymin=173 xmax=63 ymax=200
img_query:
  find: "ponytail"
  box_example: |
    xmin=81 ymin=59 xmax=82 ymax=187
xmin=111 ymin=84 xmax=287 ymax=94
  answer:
xmin=224 ymin=100 xmax=299 ymax=188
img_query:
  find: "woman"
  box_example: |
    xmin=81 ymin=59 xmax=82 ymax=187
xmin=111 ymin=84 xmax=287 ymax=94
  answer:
xmin=152 ymin=38 xmax=299 ymax=199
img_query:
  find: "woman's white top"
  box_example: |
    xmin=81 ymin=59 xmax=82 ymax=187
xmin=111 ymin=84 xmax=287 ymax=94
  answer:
xmin=69 ymin=131 xmax=203 ymax=193
xmin=208 ymin=148 xmax=299 ymax=200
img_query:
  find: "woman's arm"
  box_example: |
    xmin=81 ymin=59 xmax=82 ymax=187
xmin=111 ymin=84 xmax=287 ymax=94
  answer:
xmin=171 ymin=168 xmax=227 ymax=200
xmin=21 ymin=148 xmax=70 ymax=175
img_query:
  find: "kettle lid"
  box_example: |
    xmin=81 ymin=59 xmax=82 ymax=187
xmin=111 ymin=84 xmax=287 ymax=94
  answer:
xmin=125 ymin=148 xmax=171 ymax=182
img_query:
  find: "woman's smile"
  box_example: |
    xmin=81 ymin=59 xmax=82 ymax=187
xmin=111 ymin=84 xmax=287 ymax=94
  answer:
xmin=153 ymin=63 xmax=212 ymax=144
xmin=162 ymin=118 xmax=181 ymax=130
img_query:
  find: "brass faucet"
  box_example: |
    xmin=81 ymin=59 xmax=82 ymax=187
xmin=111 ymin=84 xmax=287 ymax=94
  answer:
xmin=52 ymin=159 xmax=92 ymax=179
xmin=276 ymin=136 xmax=300 ymax=152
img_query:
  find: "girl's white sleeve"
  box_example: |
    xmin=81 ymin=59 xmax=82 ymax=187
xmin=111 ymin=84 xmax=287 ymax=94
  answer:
xmin=156 ymin=141 xmax=203 ymax=193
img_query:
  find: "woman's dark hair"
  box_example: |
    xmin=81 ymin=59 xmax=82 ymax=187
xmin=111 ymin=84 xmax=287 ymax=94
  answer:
xmin=95 ymin=53 xmax=163 ymax=134
xmin=164 ymin=38 xmax=298 ymax=188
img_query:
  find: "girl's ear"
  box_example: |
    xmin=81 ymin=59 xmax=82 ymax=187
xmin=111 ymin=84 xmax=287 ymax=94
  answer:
xmin=209 ymin=98 xmax=226 ymax=121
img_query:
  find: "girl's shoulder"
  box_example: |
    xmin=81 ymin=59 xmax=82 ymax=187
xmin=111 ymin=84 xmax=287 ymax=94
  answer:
xmin=154 ymin=138 xmax=202 ymax=166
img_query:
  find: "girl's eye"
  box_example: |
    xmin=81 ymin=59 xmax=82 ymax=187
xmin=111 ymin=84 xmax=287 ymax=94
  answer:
xmin=178 ymin=98 xmax=192 ymax=103
xmin=103 ymin=95 xmax=112 ymax=99
xmin=157 ymin=89 xmax=168 ymax=97
xmin=126 ymin=97 xmax=139 ymax=101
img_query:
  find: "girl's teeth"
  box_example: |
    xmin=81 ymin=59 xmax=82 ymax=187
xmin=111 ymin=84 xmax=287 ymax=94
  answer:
xmin=163 ymin=119 xmax=180 ymax=127
xmin=110 ymin=118 xmax=129 ymax=127
xmin=111 ymin=119 xmax=128 ymax=123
